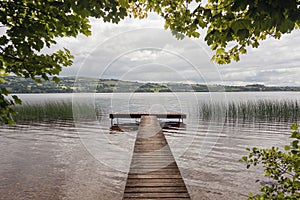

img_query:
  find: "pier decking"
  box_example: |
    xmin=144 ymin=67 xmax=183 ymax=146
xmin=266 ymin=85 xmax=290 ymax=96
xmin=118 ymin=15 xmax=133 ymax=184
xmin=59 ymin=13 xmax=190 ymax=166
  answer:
xmin=123 ymin=116 xmax=190 ymax=199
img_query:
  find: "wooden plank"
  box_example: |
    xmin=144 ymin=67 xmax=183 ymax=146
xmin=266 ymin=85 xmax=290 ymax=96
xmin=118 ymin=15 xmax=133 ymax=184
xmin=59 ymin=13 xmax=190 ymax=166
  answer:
xmin=125 ymin=183 xmax=187 ymax=188
xmin=123 ymin=198 xmax=190 ymax=200
xmin=128 ymin=171 xmax=184 ymax=175
xmin=127 ymin=174 xmax=183 ymax=179
xmin=123 ymin=116 xmax=190 ymax=199
xmin=124 ymin=187 xmax=189 ymax=193
xmin=123 ymin=198 xmax=189 ymax=200
xmin=123 ymin=193 xmax=190 ymax=198
xmin=126 ymin=179 xmax=186 ymax=187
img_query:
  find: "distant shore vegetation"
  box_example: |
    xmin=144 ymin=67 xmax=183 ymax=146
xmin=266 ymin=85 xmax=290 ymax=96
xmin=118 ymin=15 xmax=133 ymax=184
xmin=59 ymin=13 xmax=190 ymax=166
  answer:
xmin=1 ymin=76 xmax=300 ymax=93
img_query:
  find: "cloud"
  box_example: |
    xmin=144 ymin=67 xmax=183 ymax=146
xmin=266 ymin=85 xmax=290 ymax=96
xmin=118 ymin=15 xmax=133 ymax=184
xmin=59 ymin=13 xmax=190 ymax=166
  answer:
xmin=218 ymin=30 xmax=300 ymax=86
xmin=124 ymin=49 xmax=161 ymax=61
xmin=55 ymin=14 xmax=300 ymax=86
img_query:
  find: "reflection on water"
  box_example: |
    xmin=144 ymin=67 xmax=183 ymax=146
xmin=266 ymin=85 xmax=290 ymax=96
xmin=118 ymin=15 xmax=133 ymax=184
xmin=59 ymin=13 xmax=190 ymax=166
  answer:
xmin=0 ymin=119 xmax=293 ymax=200
xmin=0 ymin=121 xmax=126 ymax=200
xmin=171 ymin=120 xmax=291 ymax=199
xmin=1 ymin=92 xmax=299 ymax=199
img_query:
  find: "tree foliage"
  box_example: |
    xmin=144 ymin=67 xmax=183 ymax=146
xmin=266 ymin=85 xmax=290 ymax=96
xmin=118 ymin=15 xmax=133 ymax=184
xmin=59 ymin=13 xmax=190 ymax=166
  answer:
xmin=0 ymin=0 xmax=127 ymax=123
xmin=240 ymin=124 xmax=300 ymax=199
xmin=1 ymin=0 xmax=300 ymax=123
xmin=131 ymin=0 xmax=300 ymax=64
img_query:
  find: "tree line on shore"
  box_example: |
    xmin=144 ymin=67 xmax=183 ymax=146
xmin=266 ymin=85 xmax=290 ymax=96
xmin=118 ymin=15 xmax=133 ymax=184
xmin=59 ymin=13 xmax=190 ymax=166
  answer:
xmin=2 ymin=76 xmax=300 ymax=93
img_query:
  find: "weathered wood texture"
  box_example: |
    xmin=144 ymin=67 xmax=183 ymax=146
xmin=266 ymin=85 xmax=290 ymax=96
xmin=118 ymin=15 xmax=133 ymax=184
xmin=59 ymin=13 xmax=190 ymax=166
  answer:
xmin=123 ymin=116 xmax=190 ymax=199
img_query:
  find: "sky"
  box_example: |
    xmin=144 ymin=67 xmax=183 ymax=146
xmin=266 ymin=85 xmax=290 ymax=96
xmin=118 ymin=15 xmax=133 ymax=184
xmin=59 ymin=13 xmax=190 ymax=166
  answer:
xmin=55 ymin=13 xmax=300 ymax=86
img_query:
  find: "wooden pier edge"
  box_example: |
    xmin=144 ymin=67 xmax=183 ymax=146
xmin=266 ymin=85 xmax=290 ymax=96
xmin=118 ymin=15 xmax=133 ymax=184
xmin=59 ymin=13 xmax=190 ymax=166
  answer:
xmin=109 ymin=112 xmax=187 ymax=126
xmin=123 ymin=116 xmax=190 ymax=199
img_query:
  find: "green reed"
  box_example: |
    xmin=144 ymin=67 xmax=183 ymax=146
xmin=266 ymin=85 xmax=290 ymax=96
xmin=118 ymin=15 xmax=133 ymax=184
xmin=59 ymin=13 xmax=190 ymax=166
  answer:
xmin=200 ymin=100 xmax=300 ymax=122
xmin=14 ymin=101 xmax=101 ymax=121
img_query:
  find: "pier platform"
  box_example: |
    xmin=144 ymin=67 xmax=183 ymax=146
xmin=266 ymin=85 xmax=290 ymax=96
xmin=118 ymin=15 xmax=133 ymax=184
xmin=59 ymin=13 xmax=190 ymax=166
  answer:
xmin=109 ymin=112 xmax=186 ymax=125
xmin=123 ymin=116 xmax=190 ymax=199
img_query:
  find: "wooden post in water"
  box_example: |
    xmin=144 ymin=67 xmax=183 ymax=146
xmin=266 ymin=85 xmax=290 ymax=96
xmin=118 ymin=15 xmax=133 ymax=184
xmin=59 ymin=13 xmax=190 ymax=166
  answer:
xmin=123 ymin=116 xmax=190 ymax=199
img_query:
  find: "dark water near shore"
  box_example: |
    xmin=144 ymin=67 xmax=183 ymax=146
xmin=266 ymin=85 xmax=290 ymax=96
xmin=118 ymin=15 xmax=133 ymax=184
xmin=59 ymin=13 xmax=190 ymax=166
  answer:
xmin=1 ymin=92 xmax=299 ymax=200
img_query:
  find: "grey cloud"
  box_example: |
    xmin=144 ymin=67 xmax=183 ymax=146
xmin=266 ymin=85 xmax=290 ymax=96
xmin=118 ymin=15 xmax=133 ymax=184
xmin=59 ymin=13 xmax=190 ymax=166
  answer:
xmin=219 ymin=30 xmax=300 ymax=86
xmin=55 ymin=17 xmax=300 ymax=86
xmin=64 ymin=25 xmax=220 ymax=85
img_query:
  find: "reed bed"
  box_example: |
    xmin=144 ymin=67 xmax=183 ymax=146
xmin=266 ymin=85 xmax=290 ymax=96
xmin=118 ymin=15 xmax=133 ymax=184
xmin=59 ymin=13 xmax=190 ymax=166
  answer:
xmin=14 ymin=101 xmax=101 ymax=121
xmin=200 ymin=99 xmax=300 ymax=122
xmin=14 ymin=99 xmax=299 ymax=122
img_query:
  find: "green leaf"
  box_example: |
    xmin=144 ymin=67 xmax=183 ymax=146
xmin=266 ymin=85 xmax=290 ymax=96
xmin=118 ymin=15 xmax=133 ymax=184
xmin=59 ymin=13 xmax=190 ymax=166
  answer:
xmin=291 ymin=123 xmax=298 ymax=130
xmin=0 ymin=69 xmax=9 ymax=76
xmin=192 ymin=32 xmax=200 ymax=38
xmin=34 ymin=78 xmax=42 ymax=84
xmin=242 ymin=156 xmax=248 ymax=161
xmin=53 ymin=76 xmax=60 ymax=84
xmin=291 ymin=150 xmax=298 ymax=154
xmin=237 ymin=29 xmax=249 ymax=39
xmin=240 ymin=46 xmax=247 ymax=54
xmin=231 ymin=19 xmax=251 ymax=34
xmin=252 ymin=41 xmax=259 ymax=48
xmin=216 ymin=48 xmax=225 ymax=55
xmin=117 ymin=0 xmax=129 ymax=8
xmin=291 ymin=131 xmax=300 ymax=139
xmin=248 ymin=192 xmax=253 ymax=198
xmin=1 ymin=88 xmax=9 ymax=95
xmin=284 ymin=145 xmax=291 ymax=151
xmin=292 ymin=140 xmax=299 ymax=149
xmin=12 ymin=95 xmax=22 ymax=105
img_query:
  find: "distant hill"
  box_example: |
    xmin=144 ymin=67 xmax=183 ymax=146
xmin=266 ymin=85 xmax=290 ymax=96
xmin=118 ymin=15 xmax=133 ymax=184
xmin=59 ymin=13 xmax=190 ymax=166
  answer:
xmin=1 ymin=76 xmax=300 ymax=93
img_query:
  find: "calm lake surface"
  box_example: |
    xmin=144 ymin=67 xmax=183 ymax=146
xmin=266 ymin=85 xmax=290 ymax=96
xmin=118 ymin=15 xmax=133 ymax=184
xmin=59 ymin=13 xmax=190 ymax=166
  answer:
xmin=1 ymin=92 xmax=300 ymax=200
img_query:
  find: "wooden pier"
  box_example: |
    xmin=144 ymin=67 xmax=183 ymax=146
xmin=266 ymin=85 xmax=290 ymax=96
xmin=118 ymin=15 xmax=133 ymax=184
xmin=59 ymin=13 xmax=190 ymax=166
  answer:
xmin=123 ymin=116 xmax=190 ymax=199
xmin=109 ymin=112 xmax=186 ymax=126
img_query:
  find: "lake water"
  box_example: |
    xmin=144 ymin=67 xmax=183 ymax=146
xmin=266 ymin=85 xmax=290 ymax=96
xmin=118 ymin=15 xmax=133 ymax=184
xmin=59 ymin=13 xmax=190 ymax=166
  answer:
xmin=1 ymin=92 xmax=300 ymax=200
